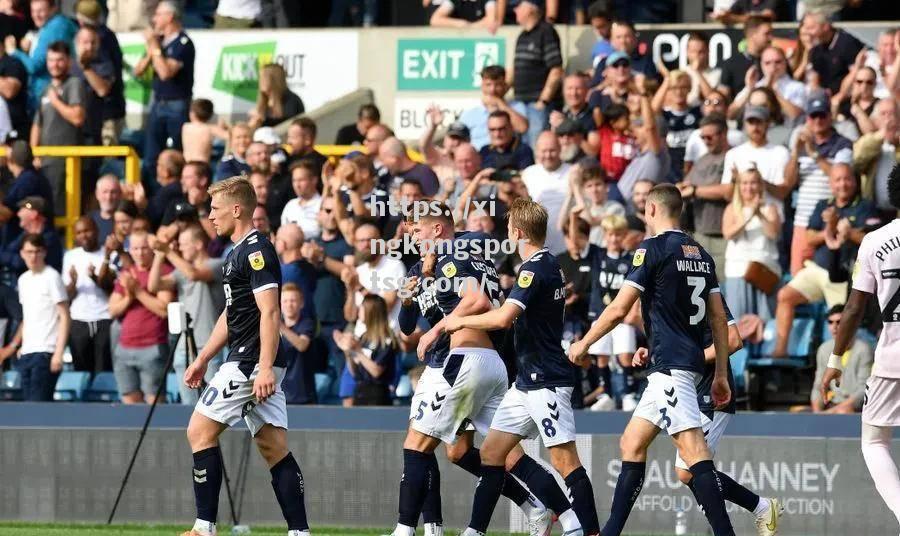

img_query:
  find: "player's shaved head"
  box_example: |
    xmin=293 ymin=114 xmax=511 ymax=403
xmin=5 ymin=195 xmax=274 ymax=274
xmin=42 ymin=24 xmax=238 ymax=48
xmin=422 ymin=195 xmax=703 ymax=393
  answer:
xmin=508 ymin=198 xmax=548 ymax=245
xmin=647 ymin=183 xmax=683 ymax=219
xmin=408 ymin=201 xmax=454 ymax=229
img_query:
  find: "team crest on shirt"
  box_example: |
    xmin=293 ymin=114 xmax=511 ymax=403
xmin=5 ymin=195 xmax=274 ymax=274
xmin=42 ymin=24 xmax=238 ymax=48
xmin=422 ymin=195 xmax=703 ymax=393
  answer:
xmin=248 ymin=251 xmax=265 ymax=271
xmin=518 ymin=270 xmax=534 ymax=288
xmin=441 ymin=262 xmax=457 ymax=278
xmin=633 ymin=249 xmax=646 ymax=266
xmin=681 ymin=245 xmax=701 ymax=259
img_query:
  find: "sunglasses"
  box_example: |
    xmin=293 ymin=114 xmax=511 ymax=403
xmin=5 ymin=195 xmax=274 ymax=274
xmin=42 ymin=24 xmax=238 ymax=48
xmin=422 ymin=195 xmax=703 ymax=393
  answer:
xmin=704 ymin=99 xmax=723 ymax=106
xmin=855 ymin=79 xmax=875 ymax=86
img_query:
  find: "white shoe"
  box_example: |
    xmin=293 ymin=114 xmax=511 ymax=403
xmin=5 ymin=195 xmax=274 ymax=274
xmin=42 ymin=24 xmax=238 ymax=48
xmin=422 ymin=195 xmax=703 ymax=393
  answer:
xmin=754 ymin=497 xmax=784 ymax=536
xmin=622 ymin=393 xmax=639 ymax=412
xmin=525 ymin=504 xmax=552 ymax=536
xmin=424 ymin=523 xmax=444 ymax=536
xmin=590 ymin=393 xmax=616 ymax=412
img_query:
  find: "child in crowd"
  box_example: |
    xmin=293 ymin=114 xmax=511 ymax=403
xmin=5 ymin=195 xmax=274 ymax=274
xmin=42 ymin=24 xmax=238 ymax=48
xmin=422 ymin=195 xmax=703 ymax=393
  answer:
xmin=334 ymin=294 xmax=398 ymax=407
xmin=653 ymin=70 xmax=703 ymax=182
xmin=181 ymin=98 xmax=229 ymax=163
xmin=558 ymin=165 xmax=625 ymax=248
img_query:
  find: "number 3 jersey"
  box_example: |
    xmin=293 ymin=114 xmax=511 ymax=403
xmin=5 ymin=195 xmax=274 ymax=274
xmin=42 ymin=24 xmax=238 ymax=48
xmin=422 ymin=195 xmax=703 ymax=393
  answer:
xmin=506 ymin=248 xmax=575 ymax=390
xmin=853 ymin=219 xmax=900 ymax=378
xmin=222 ymin=229 xmax=286 ymax=368
xmin=625 ymin=230 xmax=720 ymax=375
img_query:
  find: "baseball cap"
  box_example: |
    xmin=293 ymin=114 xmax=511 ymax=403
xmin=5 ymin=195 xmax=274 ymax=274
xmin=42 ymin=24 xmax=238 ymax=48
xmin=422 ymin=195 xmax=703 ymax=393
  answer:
xmin=606 ymin=50 xmax=631 ymax=67
xmin=446 ymin=122 xmax=470 ymax=141
xmin=253 ymin=127 xmax=281 ymax=145
xmin=17 ymin=196 xmax=46 ymax=214
xmin=555 ymin=118 xmax=585 ymax=137
xmin=75 ymin=0 xmax=102 ymax=24
xmin=805 ymin=91 xmax=830 ymax=116
xmin=744 ymin=105 xmax=770 ymax=122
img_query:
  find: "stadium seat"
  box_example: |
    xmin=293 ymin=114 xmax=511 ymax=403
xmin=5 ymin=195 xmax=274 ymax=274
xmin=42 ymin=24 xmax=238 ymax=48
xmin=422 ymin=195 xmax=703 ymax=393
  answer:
xmin=53 ymin=371 xmax=90 ymax=401
xmin=83 ymin=372 xmax=121 ymax=402
xmin=315 ymin=373 xmax=333 ymax=403
xmin=394 ymin=374 xmax=413 ymax=399
xmin=756 ymin=318 xmax=815 ymax=360
xmin=0 ymin=370 xmax=22 ymax=401
xmin=730 ymin=347 xmax=749 ymax=393
xmin=166 ymin=373 xmax=181 ymax=404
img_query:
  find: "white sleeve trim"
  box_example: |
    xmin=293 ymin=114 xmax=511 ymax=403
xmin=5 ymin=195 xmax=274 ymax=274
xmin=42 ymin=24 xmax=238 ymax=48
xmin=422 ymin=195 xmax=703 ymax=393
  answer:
xmin=252 ymin=283 xmax=279 ymax=294
xmin=710 ymin=287 xmax=721 ymax=294
xmin=727 ymin=319 xmax=737 ymax=326
xmin=507 ymin=298 xmax=527 ymax=310
xmin=624 ymin=280 xmax=644 ymax=292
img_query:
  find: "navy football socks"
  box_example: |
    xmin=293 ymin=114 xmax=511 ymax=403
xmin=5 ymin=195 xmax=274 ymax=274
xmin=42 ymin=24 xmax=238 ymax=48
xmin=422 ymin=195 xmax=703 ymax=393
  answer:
xmin=510 ymin=454 xmax=572 ymax=516
xmin=398 ymin=449 xmax=432 ymax=527
xmin=689 ymin=460 xmax=735 ymax=536
xmin=601 ymin=460 xmax=645 ymax=536
xmin=421 ymin=453 xmax=443 ymax=524
xmin=453 ymin=447 xmax=530 ymax=506
xmin=270 ymin=452 xmax=310 ymax=531
xmin=564 ymin=466 xmax=600 ymax=535
xmin=687 ymin=470 xmax=760 ymax=513
xmin=192 ymin=446 xmax=223 ymax=525
xmin=468 ymin=464 xmax=506 ymax=532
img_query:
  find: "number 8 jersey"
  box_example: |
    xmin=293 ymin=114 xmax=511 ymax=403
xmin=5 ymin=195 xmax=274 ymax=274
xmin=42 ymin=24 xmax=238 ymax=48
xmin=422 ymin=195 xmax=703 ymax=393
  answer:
xmin=625 ymin=230 xmax=720 ymax=374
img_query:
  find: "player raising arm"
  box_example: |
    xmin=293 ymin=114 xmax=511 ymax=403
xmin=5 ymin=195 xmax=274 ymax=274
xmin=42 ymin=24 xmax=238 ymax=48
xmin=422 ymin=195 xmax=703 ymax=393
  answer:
xmin=568 ymin=184 xmax=735 ymax=536
xmin=823 ymin=164 xmax=900 ymax=531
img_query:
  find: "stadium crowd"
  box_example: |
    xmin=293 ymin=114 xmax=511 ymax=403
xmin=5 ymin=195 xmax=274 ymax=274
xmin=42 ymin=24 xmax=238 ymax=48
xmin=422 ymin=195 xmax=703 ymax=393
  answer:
xmin=0 ymin=0 xmax=896 ymax=414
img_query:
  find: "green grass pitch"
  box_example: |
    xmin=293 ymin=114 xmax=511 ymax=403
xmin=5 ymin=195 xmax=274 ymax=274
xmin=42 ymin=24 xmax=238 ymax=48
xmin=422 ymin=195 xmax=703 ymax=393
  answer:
xmin=0 ymin=523 xmax=692 ymax=536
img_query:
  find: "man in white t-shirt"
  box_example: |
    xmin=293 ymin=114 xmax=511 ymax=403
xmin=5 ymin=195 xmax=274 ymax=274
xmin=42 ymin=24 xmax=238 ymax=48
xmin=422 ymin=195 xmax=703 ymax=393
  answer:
xmin=214 ymin=0 xmax=260 ymax=27
xmin=280 ymin=159 xmax=322 ymax=241
xmin=344 ymin=222 xmax=405 ymax=337
xmin=17 ymin=233 xmax=70 ymax=401
xmin=721 ymin=105 xmax=791 ymax=212
xmin=63 ymin=216 xmax=114 ymax=375
xmin=521 ymin=131 xmax=571 ymax=256
xmin=823 ymin=163 xmax=900 ymax=530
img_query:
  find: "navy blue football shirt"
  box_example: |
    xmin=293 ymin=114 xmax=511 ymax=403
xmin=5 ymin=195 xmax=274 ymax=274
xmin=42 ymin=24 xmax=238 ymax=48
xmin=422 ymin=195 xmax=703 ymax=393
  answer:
xmin=587 ymin=245 xmax=634 ymax=320
xmin=625 ymin=230 xmax=720 ymax=374
xmin=506 ymin=248 xmax=575 ymax=390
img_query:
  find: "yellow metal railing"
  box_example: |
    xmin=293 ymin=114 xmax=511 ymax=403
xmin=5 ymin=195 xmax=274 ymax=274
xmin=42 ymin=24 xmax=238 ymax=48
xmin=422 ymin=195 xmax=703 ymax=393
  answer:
xmin=0 ymin=145 xmax=141 ymax=248
xmin=0 ymin=144 xmax=422 ymax=248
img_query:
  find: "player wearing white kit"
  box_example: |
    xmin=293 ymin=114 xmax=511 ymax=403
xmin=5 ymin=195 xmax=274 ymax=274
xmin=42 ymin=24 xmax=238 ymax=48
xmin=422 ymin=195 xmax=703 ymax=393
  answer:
xmin=824 ymin=164 xmax=900 ymax=533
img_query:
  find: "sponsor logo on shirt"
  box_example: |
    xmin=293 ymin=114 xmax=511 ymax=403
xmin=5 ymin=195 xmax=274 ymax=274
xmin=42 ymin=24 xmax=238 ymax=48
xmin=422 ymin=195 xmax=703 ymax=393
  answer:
xmin=633 ymin=249 xmax=646 ymax=266
xmin=248 ymin=251 xmax=265 ymax=271
xmin=681 ymin=245 xmax=701 ymax=259
xmin=518 ymin=270 xmax=534 ymax=288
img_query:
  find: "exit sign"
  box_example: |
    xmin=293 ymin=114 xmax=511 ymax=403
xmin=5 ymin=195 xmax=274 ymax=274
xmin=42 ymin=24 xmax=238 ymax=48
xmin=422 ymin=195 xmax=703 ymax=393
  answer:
xmin=397 ymin=38 xmax=505 ymax=91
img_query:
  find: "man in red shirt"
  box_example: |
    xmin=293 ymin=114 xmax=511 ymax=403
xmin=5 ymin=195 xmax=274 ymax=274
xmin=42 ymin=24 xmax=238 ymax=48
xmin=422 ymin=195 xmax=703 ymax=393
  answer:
xmin=109 ymin=230 xmax=175 ymax=403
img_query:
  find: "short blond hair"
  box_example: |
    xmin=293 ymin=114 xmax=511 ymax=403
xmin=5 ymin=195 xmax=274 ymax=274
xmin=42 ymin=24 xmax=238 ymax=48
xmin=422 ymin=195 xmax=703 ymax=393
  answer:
xmin=600 ymin=214 xmax=627 ymax=232
xmin=208 ymin=175 xmax=256 ymax=214
xmin=508 ymin=198 xmax=548 ymax=245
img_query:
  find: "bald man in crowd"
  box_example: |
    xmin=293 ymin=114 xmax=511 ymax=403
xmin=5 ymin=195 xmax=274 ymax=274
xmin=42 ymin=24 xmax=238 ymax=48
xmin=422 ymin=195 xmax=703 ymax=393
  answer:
xmin=378 ymin=137 xmax=440 ymax=196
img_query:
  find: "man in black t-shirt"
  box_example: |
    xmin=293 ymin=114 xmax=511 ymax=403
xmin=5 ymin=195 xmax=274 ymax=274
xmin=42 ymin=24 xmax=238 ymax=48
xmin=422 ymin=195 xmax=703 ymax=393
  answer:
xmin=803 ymin=11 xmax=865 ymax=95
xmin=429 ymin=0 xmax=498 ymax=30
xmin=511 ymin=0 xmax=563 ymax=149
xmin=135 ymin=1 xmax=195 ymax=182
xmin=335 ymin=104 xmax=380 ymax=146
xmin=717 ymin=15 xmax=772 ymax=98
